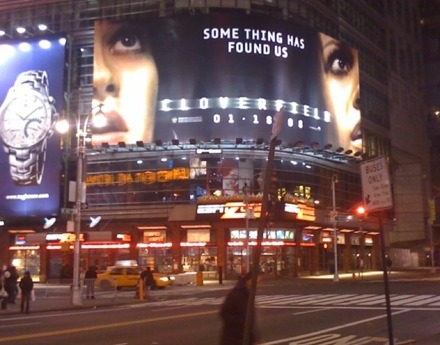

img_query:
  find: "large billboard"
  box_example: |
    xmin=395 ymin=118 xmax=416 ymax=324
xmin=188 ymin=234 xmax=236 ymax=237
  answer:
xmin=0 ymin=36 xmax=66 ymax=218
xmin=93 ymin=12 xmax=360 ymax=153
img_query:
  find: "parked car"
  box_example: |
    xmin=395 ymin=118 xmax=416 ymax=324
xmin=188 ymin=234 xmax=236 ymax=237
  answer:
xmin=95 ymin=266 xmax=174 ymax=290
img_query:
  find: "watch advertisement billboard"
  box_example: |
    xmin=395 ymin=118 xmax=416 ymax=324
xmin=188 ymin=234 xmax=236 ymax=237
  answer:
xmin=93 ymin=12 xmax=361 ymax=153
xmin=0 ymin=36 xmax=65 ymax=218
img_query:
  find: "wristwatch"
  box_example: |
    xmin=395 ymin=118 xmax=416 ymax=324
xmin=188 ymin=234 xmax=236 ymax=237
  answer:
xmin=0 ymin=70 xmax=58 ymax=185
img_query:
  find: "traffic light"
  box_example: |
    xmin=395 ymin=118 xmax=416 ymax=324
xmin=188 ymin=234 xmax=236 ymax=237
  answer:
xmin=355 ymin=204 xmax=367 ymax=218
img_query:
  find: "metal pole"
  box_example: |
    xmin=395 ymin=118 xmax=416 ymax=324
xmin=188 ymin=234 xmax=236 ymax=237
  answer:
xmin=244 ymin=183 xmax=250 ymax=273
xmin=378 ymin=213 xmax=394 ymax=345
xmin=429 ymin=217 xmax=435 ymax=273
xmin=332 ymin=175 xmax=339 ymax=282
xmin=72 ymin=136 xmax=84 ymax=306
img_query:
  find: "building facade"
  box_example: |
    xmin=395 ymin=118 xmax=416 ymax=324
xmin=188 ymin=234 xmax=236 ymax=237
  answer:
xmin=0 ymin=0 xmax=432 ymax=282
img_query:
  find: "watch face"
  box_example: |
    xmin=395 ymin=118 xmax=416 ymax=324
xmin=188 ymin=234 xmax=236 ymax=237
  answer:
xmin=0 ymin=89 xmax=53 ymax=148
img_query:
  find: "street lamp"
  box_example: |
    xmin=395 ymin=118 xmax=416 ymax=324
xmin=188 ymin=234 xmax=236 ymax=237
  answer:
xmin=331 ymin=175 xmax=339 ymax=282
xmin=56 ymin=103 xmax=106 ymax=306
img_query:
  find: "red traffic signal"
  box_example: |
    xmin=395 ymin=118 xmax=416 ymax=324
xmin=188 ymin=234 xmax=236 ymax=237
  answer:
xmin=355 ymin=205 xmax=366 ymax=217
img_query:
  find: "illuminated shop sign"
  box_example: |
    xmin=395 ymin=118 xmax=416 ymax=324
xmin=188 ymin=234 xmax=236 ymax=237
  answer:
xmin=230 ymin=229 xmax=294 ymax=240
xmin=0 ymin=36 xmax=66 ymax=218
xmin=284 ymin=202 xmax=316 ymax=221
xmin=197 ymin=202 xmax=261 ymax=219
xmin=46 ymin=233 xmax=85 ymax=242
xmin=116 ymin=233 xmax=131 ymax=242
xmin=93 ymin=13 xmax=361 ymax=153
xmin=87 ymin=168 xmax=190 ymax=186
xmin=198 ymin=201 xmax=315 ymax=221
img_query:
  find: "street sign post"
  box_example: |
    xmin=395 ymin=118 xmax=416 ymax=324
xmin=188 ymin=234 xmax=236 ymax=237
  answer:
xmin=360 ymin=156 xmax=393 ymax=212
xmin=360 ymin=155 xmax=394 ymax=345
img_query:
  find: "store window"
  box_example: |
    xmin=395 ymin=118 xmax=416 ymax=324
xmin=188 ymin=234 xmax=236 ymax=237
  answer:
xmin=11 ymin=248 xmax=41 ymax=282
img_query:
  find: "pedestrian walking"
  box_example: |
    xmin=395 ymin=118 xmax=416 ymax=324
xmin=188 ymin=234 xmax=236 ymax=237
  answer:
xmin=84 ymin=266 xmax=98 ymax=299
xmin=19 ymin=271 xmax=33 ymax=314
xmin=141 ymin=267 xmax=155 ymax=300
xmin=219 ymin=272 xmax=261 ymax=345
xmin=4 ymin=265 xmax=18 ymax=304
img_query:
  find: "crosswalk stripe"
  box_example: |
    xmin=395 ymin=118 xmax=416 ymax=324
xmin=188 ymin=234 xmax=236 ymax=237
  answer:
xmin=391 ymin=295 xmax=436 ymax=306
xmin=312 ymin=294 xmax=358 ymax=305
xmin=337 ymin=294 xmax=379 ymax=305
xmin=142 ymin=293 xmax=440 ymax=308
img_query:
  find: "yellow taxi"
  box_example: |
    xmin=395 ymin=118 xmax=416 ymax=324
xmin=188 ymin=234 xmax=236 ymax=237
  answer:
xmin=95 ymin=266 xmax=174 ymax=290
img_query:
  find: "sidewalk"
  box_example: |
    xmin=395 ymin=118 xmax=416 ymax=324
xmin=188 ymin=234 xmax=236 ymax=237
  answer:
xmin=2 ymin=269 xmax=438 ymax=316
xmin=0 ymin=280 xmax=234 ymax=316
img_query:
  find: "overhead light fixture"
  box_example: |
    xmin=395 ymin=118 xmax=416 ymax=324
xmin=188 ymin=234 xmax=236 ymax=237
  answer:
xmin=37 ymin=23 xmax=48 ymax=31
xmin=16 ymin=27 xmax=26 ymax=34
xmin=89 ymin=216 xmax=101 ymax=228
xmin=43 ymin=217 xmax=56 ymax=229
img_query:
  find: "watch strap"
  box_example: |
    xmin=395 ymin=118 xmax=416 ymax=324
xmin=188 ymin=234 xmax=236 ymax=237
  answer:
xmin=7 ymin=142 xmax=46 ymax=185
xmin=15 ymin=70 xmax=49 ymax=95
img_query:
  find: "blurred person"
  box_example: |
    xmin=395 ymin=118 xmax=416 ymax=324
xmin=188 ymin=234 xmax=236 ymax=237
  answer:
xmin=140 ymin=266 xmax=155 ymax=300
xmin=318 ymin=33 xmax=361 ymax=153
xmin=19 ymin=271 xmax=33 ymax=314
xmin=93 ymin=19 xmax=159 ymax=145
xmin=219 ymin=272 xmax=261 ymax=345
xmin=84 ymin=265 xmax=98 ymax=299
xmin=4 ymin=265 xmax=18 ymax=304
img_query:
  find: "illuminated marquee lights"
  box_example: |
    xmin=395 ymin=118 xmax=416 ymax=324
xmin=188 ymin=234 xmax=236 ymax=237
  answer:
xmin=228 ymin=241 xmax=289 ymax=246
xmin=9 ymin=245 xmax=40 ymax=250
xmin=137 ymin=243 xmax=172 ymax=248
xmin=180 ymin=242 xmax=207 ymax=247
xmin=160 ymin=97 xmax=332 ymax=123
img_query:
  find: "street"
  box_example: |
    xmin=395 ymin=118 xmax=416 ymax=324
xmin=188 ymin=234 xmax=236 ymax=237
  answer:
xmin=1 ymin=273 xmax=439 ymax=344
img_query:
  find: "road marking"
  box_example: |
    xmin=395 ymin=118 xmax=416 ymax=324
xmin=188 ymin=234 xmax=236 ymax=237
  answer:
xmin=0 ymin=310 xmax=217 ymax=343
xmin=292 ymin=308 xmax=328 ymax=315
xmin=260 ymin=309 xmax=410 ymax=345
xmin=0 ymin=323 xmax=39 ymax=329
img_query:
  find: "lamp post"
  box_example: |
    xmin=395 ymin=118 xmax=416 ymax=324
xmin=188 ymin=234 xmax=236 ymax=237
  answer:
xmin=331 ymin=175 xmax=339 ymax=282
xmin=56 ymin=103 xmax=106 ymax=306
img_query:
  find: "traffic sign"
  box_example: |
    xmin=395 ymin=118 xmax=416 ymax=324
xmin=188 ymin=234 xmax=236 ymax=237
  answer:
xmin=360 ymin=156 xmax=393 ymax=212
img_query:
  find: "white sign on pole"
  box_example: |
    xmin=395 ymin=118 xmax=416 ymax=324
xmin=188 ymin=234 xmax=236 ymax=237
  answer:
xmin=270 ymin=107 xmax=285 ymax=141
xmin=360 ymin=156 xmax=393 ymax=212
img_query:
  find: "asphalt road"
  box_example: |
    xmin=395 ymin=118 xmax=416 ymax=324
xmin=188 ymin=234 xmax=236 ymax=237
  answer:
xmin=1 ymin=274 xmax=439 ymax=344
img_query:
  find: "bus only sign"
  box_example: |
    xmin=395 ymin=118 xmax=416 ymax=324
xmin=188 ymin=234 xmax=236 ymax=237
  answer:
xmin=360 ymin=156 xmax=393 ymax=212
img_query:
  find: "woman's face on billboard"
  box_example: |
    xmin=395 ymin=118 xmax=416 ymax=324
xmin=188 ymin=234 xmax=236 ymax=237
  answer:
xmin=93 ymin=20 xmax=158 ymax=145
xmin=319 ymin=33 xmax=361 ymax=153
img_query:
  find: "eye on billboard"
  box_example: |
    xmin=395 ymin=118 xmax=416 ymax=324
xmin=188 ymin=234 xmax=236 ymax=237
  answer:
xmin=0 ymin=36 xmax=66 ymax=218
xmin=93 ymin=13 xmax=360 ymax=153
